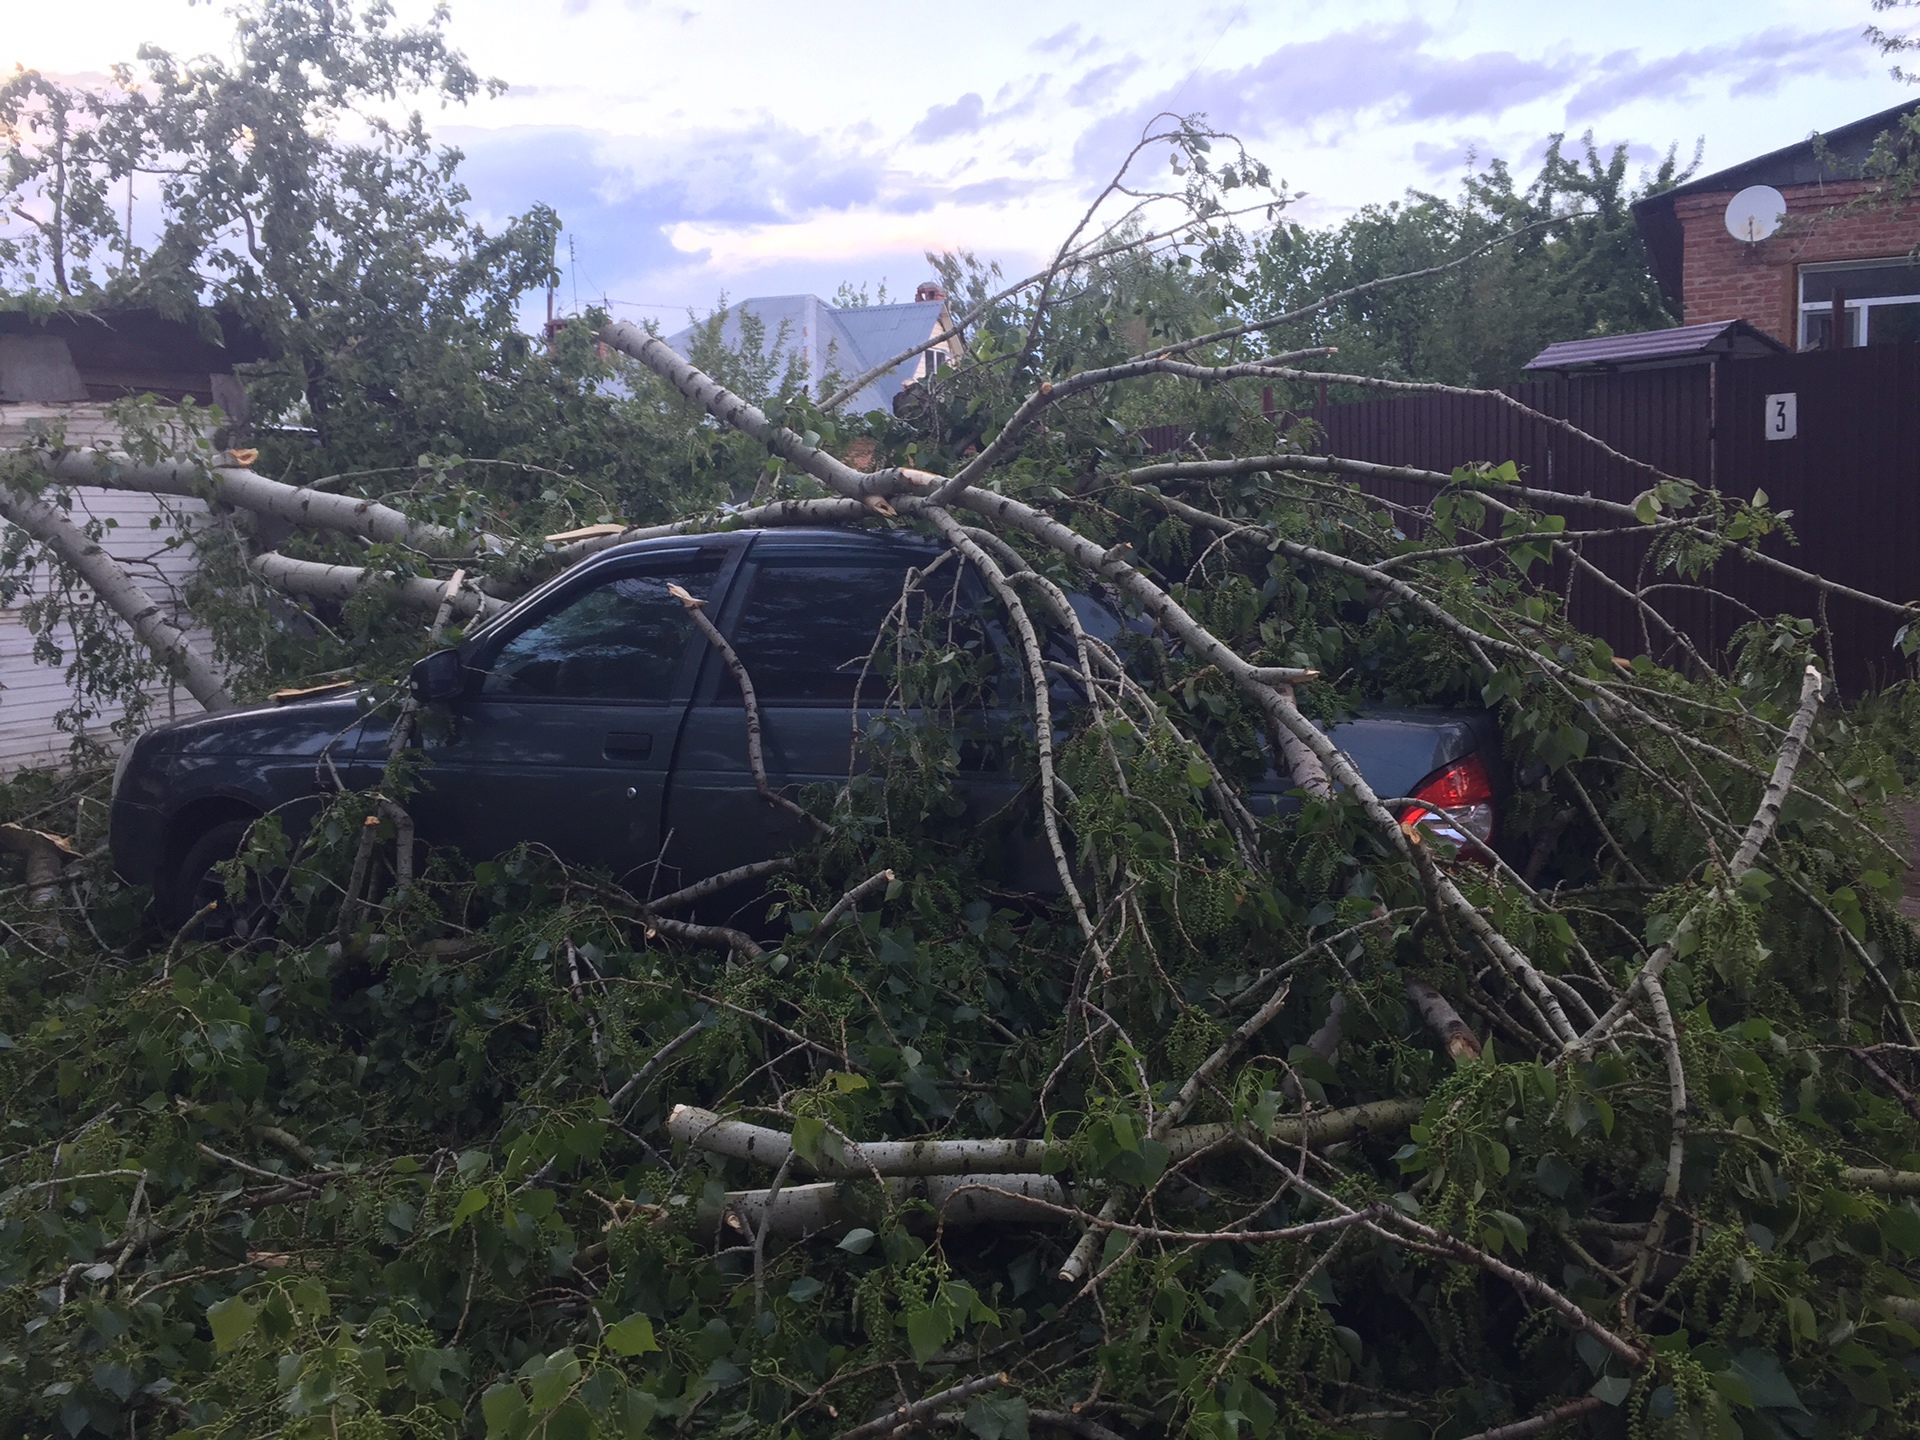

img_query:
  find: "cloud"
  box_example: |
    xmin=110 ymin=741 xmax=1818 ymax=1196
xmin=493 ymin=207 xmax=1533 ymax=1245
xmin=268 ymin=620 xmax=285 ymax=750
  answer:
xmin=1070 ymin=21 xmax=1590 ymax=174
xmin=1410 ymin=139 xmax=1482 ymax=176
xmin=1031 ymin=24 xmax=1101 ymax=60
xmin=1069 ymin=20 xmax=1875 ymax=181
xmin=1066 ymin=58 xmax=1144 ymax=109
xmin=911 ymin=93 xmax=987 ymax=143
xmin=439 ymin=119 xmax=1046 ymax=321
xmin=1563 ymin=27 xmax=1869 ymax=120
xmin=908 ymin=79 xmax=1049 ymax=144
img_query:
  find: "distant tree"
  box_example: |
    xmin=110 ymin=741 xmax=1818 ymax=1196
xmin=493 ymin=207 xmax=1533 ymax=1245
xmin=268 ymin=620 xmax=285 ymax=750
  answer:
xmin=1243 ymin=134 xmax=1695 ymax=389
xmin=0 ymin=4 xmax=732 ymax=529
xmin=1870 ymin=0 xmax=1920 ymax=81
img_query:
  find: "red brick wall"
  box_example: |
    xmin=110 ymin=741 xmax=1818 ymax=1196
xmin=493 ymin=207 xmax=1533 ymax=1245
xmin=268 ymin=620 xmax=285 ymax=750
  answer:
xmin=1675 ymin=180 xmax=1920 ymax=343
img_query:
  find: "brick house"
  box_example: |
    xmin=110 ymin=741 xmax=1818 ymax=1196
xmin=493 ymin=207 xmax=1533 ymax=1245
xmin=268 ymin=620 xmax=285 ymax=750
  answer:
xmin=1633 ymin=101 xmax=1920 ymax=349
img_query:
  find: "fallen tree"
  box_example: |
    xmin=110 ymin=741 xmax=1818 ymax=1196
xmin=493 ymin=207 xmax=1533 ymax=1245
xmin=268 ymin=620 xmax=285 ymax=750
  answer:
xmin=2 ymin=76 xmax=1920 ymax=1440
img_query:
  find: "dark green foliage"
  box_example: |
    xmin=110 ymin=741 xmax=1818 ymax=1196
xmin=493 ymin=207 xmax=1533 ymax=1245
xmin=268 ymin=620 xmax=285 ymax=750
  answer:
xmin=1244 ymin=137 xmax=1695 ymax=388
xmin=6 ymin=14 xmax=1920 ymax=1439
xmin=3 ymin=472 xmax=1920 ymax=1436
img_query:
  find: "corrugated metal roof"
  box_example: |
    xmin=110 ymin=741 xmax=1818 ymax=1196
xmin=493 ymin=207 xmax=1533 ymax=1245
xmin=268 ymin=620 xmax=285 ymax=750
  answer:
xmin=1523 ymin=320 xmax=1787 ymax=373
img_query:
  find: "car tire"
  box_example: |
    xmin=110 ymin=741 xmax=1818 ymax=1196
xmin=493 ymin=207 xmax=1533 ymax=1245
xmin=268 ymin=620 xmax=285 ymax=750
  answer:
xmin=168 ymin=818 xmax=279 ymax=942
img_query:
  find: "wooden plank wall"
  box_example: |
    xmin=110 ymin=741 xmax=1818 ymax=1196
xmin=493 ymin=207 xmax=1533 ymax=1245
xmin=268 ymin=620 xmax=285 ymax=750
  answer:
xmin=0 ymin=404 xmax=214 ymax=774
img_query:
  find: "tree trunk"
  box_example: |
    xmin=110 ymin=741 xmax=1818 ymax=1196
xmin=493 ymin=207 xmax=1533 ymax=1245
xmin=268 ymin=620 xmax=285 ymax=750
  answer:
xmin=0 ymin=486 xmax=233 ymax=712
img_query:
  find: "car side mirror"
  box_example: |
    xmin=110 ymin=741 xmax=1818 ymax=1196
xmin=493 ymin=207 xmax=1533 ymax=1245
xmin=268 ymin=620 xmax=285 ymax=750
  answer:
xmin=410 ymin=648 xmax=466 ymax=703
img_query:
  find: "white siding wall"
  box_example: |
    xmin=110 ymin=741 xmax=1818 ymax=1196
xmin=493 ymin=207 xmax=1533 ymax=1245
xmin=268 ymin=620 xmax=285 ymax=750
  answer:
xmin=0 ymin=403 xmax=215 ymax=774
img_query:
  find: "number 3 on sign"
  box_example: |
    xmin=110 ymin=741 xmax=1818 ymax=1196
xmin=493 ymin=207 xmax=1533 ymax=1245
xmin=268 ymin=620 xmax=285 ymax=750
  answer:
xmin=1765 ymin=393 xmax=1797 ymax=441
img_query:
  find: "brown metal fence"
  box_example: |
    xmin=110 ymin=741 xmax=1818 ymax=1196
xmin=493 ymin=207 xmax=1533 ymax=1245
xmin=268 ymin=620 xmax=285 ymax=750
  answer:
xmin=1311 ymin=346 xmax=1920 ymax=691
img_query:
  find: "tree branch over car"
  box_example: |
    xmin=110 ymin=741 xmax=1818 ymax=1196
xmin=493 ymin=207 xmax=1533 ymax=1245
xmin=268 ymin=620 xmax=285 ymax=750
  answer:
xmin=0 ymin=6 xmax=1917 ymax=1439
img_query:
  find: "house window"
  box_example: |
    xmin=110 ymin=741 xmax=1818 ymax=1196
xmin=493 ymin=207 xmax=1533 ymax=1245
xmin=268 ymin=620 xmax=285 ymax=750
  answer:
xmin=1799 ymin=259 xmax=1920 ymax=349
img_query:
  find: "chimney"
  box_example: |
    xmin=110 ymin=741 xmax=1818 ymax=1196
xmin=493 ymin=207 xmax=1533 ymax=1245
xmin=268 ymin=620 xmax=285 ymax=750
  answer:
xmin=915 ymin=281 xmax=948 ymax=304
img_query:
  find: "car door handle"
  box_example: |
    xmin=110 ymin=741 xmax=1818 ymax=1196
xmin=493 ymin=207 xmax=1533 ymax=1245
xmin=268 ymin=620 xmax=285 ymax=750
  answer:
xmin=604 ymin=731 xmax=654 ymax=759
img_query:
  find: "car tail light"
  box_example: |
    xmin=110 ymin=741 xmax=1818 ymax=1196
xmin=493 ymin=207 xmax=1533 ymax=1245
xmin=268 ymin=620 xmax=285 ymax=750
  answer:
xmin=1397 ymin=755 xmax=1495 ymax=856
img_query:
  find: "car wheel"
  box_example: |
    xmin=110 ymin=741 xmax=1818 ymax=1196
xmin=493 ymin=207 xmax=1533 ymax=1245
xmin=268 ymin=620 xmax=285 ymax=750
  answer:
xmin=169 ymin=818 xmax=280 ymax=942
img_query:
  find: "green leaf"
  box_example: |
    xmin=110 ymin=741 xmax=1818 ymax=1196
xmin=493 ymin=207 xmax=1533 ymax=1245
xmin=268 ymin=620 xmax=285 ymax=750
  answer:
xmin=906 ymin=1306 xmax=951 ymax=1362
xmin=964 ymin=1392 xmax=1029 ymax=1440
xmin=1590 ymin=1375 xmax=1633 ymax=1406
xmin=207 ymin=1296 xmax=258 ymax=1353
xmin=791 ymin=1114 xmax=826 ymax=1166
xmin=1633 ymin=490 xmax=1662 ymax=524
xmin=604 ymin=1314 xmax=659 ymax=1357
xmin=838 ymin=1227 xmax=877 ymax=1255
xmin=1880 ymin=1206 xmax=1920 ymax=1257
xmin=450 ymin=1186 xmax=491 ymax=1231
xmin=1731 ymin=1349 xmax=1804 ymax=1410
xmin=289 ymin=1276 xmax=331 ymax=1317
xmin=1786 ymin=1294 xmax=1818 ymax=1342
xmin=525 ymin=1350 xmax=582 ymax=1413
xmin=1534 ymin=1153 xmax=1573 ymax=1199
xmin=542 ymin=1399 xmax=592 ymax=1440
xmin=617 ymin=1388 xmax=658 ymax=1439
xmin=483 ymin=1383 xmax=529 ymax=1439
xmin=1710 ymin=1371 xmax=1755 ymax=1409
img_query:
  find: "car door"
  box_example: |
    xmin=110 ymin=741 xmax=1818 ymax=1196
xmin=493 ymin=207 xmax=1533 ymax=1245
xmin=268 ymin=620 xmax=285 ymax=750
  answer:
xmin=660 ymin=541 xmax=1006 ymax=895
xmin=402 ymin=543 xmax=738 ymax=888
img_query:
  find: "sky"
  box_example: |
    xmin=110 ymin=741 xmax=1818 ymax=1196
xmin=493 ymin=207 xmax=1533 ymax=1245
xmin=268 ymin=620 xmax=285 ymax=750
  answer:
xmin=6 ymin=0 xmax=1911 ymax=328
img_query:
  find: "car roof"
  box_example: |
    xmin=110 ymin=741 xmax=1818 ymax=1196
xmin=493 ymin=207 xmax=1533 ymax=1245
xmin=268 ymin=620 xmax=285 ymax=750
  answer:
xmin=589 ymin=525 xmax=946 ymax=567
xmin=467 ymin=526 xmax=948 ymax=646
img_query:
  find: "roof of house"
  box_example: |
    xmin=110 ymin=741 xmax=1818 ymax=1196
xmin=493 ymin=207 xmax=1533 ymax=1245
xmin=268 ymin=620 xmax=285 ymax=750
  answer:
xmin=1633 ymin=101 xmax=1920 ymax=306
xmin=0 ymin=306 xmax=273 ymax=406
xmin=1523 ymin=319 xmax=1788 ymax=373
xmin=664 ymin=295 xmax=947 ymax=413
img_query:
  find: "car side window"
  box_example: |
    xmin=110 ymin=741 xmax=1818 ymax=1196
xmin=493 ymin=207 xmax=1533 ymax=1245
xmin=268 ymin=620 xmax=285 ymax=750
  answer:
xmin=725 ymin=559 xmax=981 ymax=705
xmin=480 ymin=561 xmax=717 ymax=700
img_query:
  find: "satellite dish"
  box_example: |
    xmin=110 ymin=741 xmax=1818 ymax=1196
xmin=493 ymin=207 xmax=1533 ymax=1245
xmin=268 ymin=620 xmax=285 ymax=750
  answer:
xmin=1725 ymin=185 xmax=1786 ymax=243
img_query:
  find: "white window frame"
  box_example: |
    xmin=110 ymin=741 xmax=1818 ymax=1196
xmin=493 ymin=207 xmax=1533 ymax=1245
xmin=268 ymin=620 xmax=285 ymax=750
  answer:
xmin=1798 ymin=258 xmax=1920 ymax=349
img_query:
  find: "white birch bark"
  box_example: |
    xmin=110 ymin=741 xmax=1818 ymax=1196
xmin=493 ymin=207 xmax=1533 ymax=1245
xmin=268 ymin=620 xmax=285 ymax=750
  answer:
xmin=710 ymin=1173 xmax=1068 ymax=1240
xmin=0 ymin=486 xmax=233 ymax=712
xmin=37 ymin=451 xmax=471 ymax=555
xmin=249 ymin=552 xmax=503 ymax=620
xmin=668 ymin=1097 xmax=1422 ymax=1178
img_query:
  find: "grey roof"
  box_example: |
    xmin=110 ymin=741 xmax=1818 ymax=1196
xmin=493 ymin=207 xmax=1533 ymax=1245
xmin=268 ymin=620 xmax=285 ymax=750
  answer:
xmin=1634 ymin=101 xmax=1920 ymax=306
xmin=664 ymin=296 xmax=948 ymax=413
xmin=1523 ymin=319 xmax=1788 ymax=373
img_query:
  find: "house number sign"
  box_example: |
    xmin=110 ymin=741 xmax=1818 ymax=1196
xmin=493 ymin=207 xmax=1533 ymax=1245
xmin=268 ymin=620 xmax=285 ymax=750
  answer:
xmin=1764 ymin=393 xmax=1797 ymax=441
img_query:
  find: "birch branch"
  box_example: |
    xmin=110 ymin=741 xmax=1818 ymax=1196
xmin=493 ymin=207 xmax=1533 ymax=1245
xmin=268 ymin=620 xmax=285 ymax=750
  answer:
xmin=667 ymin=582 xmax=829 ymax=836
xmin=829 ymin=1375 xmax=1011 ymax=1440
xmin=1576 ymin=664 xmax=1825 ymax=1050
xmin=712 ymin=1174 xmax=1068 ymax=1239
xmin=646 ymin=858 xmax=793 ymax=912
xmin=1454 ymin=1397 xmax=1608 ymax=1440
xmin=667 ymin=1097 xmax=1423 ymax=1178
xmin=37 ymin=450 xmax=474 ymax=555
xmin=813 ymin=869 xmax=895 ymax=936
xmin=1406 ymin=979 xmax=1482 ymax=1061
xmin=0 ymin=485 xmax=233 ymax=712
xmin=1126 ymin=451 xmax=1914 ymax=623
xmin=250 ymin=552 xmax=503 ymax=620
